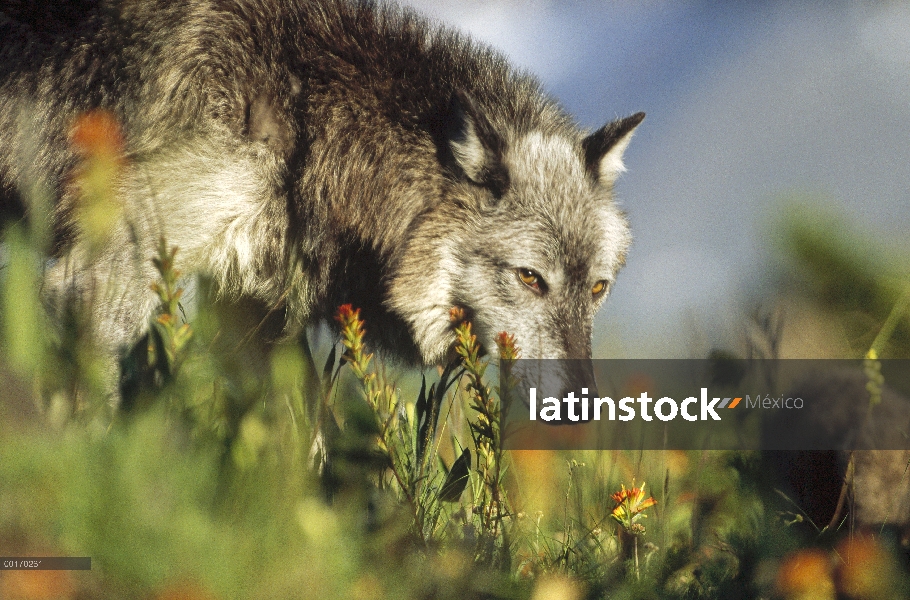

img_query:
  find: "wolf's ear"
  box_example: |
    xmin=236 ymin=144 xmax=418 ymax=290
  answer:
xmin=447 ymin=89 xmax=510 ymax=196
xmin=582 ymin=112 xmax=645 ymax=185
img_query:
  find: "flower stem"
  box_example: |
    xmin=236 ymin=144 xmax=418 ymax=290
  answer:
xmin=868 ymin=284 xmax=910 ymax=358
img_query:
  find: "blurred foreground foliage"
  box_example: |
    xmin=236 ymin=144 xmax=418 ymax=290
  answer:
xmin=775 ymin=202 xmax=910 ymax=358
xmin=1 ymin=188 xmax=910 ymax=599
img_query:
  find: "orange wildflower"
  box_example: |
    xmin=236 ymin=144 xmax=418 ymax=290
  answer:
xmin=495 ymin=331 xmax=519 ymax=360
xmin=610 ymin=481 xmax=657 ymax=533
xmin=70 ymin=110 xmax=124 ymax=160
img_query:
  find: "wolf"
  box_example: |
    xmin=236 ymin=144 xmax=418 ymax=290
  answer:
xmin=0 ymin=0 xmax=643 ymax=397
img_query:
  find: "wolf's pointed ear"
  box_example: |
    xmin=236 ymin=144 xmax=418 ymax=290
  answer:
xmin=447 ymin=89 xmax=510 ymax=196
xmin=582 ymin=112 xmax=645 ymax=185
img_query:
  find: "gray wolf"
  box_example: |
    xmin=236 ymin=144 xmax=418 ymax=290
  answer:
xmin=0 ymin=0 xmax=643 ymax=395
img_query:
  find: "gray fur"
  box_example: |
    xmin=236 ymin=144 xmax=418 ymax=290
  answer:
xmin=0 ymin=0 xmax=643 ymax=387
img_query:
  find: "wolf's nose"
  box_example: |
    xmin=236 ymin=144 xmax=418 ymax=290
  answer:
xmin=569 ymin=360 xmax=599 ymax=400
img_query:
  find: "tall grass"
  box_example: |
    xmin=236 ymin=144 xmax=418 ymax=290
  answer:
xmin=2 ymin=117 xmax=910 ymax=599
xmin=0 ymin=220 xmax=755 ymax=599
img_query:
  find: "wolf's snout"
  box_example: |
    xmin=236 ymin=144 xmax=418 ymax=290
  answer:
xmin=512 ymin=358 xmax=600 ymax=423
xmin=564 ymin=359 xmax=599 ymax=400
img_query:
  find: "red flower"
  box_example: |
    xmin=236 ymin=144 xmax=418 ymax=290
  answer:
xmin=496 ymin=331 xmax=520 ymax=360
xmin=70 ymin=110 xmax=124 ymax=159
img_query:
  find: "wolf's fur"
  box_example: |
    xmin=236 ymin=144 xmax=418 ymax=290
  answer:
xmin=0 ymin=0 xmax=643 ymax=389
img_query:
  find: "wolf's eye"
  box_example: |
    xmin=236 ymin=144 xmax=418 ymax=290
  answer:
xmin=592 ymin=280 xmax=608 ymax=296
xmin=517 ymin=268 xmax=543 ymax=292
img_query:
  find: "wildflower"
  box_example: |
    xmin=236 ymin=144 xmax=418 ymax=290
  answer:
xmin=69 ymin=110 xmax=126 ymax=253
xmin=496 ymin=331 xmax=520 ymax=360
xmin=836 ymin=535 xmax=897 ymax=600
xmin=449 ymin=305 xmax=466 ymax=324
xmin=148 ymin=239 xmax=192 ymax=371
xmin=610 ymin=481 xmax=657 ymax=534
xmin=71 ymin=110 xmax=125 ymax=159
xmin=335 ymin=303 xmax=364 ymax=341
xmin=775 ymin=548 xmax=834 ymax=600
xmin=611 ymin=481 xmax=657 ymax=580
xmin=335 ymin=304 xmax=372 ymax=381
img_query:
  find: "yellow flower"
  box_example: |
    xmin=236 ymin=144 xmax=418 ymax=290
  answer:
xmin=610 ymin=482 xmax=657 ymax=533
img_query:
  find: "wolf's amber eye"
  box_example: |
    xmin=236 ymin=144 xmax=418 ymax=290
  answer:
xmin=592 ymin=280 xmax=608 ymax=296
xmin=517 ymin=268 xmax=542 ymax=291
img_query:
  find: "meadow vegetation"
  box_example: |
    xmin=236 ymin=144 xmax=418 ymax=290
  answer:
xmin=1 ymin=119 xmax=909 ymax=600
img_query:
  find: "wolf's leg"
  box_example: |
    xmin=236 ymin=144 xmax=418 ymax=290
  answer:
xmin=43 ymin=232 xmax=161 ymax=403
xmin=43 ymin=132 xmax=293 ymax=403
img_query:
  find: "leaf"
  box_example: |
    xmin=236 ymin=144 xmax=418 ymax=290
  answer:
xmin=416 ymin=375 xmax=431 ymax=461
xmin=436 ymin=360 xmax=465 ymax=406
xmin=438 ymin=448 xmax=471 ymax=503
xmin=322 ymin=344 xmax=337 ymax=379
xmin=417 ymin=358 xmax=463 ymax=464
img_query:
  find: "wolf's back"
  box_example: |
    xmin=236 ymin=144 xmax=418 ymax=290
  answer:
xmin=0 ymin=0 xmax=639 ymax=378
xmin=0 ymin=0 xmax=101 ymax=37
xmin=1 ymin=0 xmax=571 ymax=244
xmin=0 ymin=0 xmax=120 ymax=230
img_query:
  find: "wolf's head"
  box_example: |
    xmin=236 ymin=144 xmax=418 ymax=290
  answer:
xmin=389 ymin=91 xmax=642 ymax=383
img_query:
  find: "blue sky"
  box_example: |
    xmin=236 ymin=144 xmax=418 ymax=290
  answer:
xmin=402 ymin=0 xmax=910 ymax=357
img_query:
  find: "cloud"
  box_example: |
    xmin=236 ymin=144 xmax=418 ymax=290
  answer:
xmin=608 ymin=2 xmax=910 ymax=354
xmin=401 ymin=0 xmax=565 ymax=74
xmin=399 ymin=0 xmax=663 ymax=90
xmin=860 ymin=2 xmax=910 ymax=65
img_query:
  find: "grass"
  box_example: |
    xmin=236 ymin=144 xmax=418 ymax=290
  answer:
xmin=2 ymin=118 xmax=910 ymax=599
xmin=3 ymin=231 xmax=909 ymax=599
